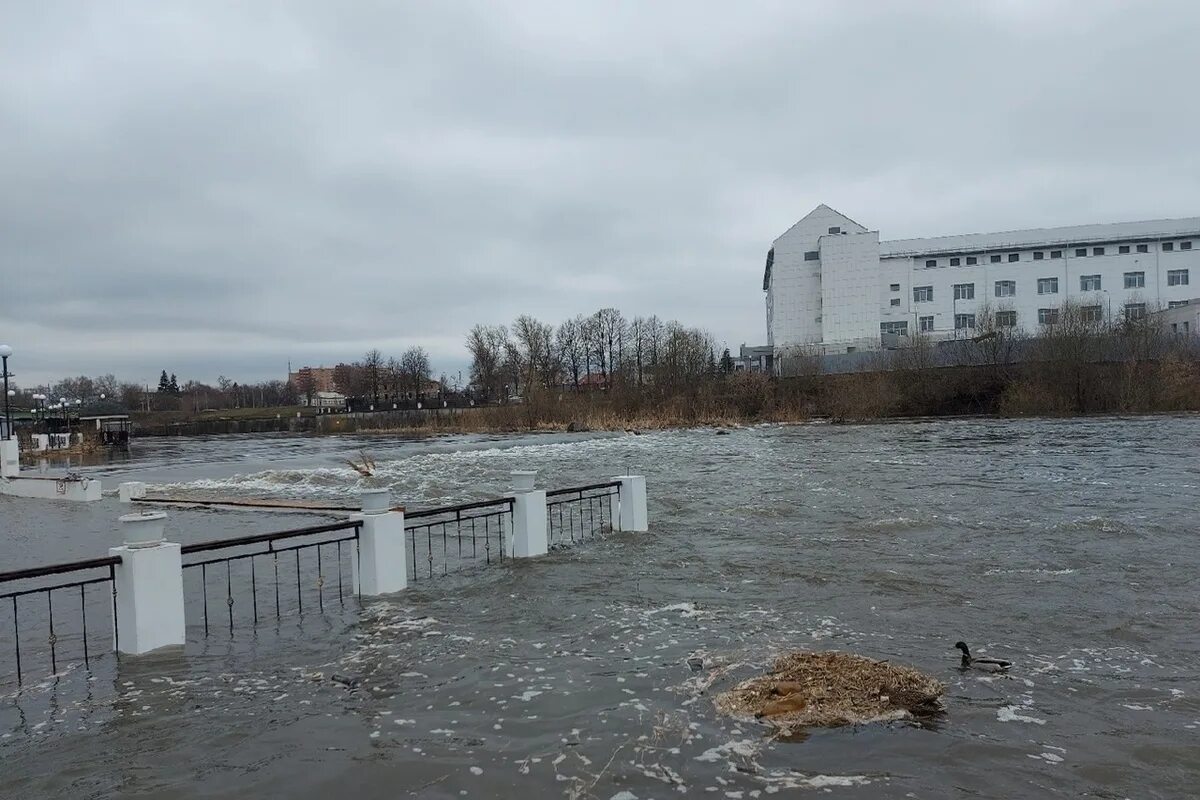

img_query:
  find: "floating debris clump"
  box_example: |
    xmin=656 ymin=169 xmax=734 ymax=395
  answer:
xmin=715 ymin=651 xmax=944 ymax=729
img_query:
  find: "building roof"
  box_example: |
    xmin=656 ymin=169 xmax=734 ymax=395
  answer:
xmin=880 ymin=216 xmax=1200 ymax=259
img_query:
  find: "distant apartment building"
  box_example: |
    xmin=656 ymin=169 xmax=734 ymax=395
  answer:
xmin=764 ymin=205 xmax=1200 ymax=355
xmin=289 ymin=366 xmax=338 ymax=394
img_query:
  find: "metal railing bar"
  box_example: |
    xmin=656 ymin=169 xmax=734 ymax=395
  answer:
xmin=404 ymin=497 xmax=514 ymax=521
xmin=546 ymin=481 xmax=621 ymax=498
xmin=0 ymin=556 xmax=123 ymax=585
xmin=181 ymin=534 xmax=357 ymax=568
xmin=180 ymin=520 xmax=362 ymax=555
xmin=1 ymin=576 xmax=116 ymax=601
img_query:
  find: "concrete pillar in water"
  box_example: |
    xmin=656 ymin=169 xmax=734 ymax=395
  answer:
xmin=508 ymin=470 xmax=548 ymax=558
xmin=118 ymin=481 xmax=147 ymax=503
xmin=612 ymin=475 xmax=648 ymax=532
xmin=110 ymin=511 xmax=186 ymax=655
xmin=351 ymin=488 xmax=407 ymax=595
xmin=0 ymin=438 xmax=18 ymax=478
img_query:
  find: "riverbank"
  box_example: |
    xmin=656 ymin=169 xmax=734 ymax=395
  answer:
xmin=118 ymin=358 xmax=1200 ymax=439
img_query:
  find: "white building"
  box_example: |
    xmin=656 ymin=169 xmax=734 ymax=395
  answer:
xmin=764 ymin=205 xmax=1200 ymax=354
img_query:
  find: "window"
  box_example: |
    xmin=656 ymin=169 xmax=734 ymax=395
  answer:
xmin=995 ymin=310 xmax=1018 ymax=328
xmin=1183 ymin=241 xmax=1193 ymax=250
xmin=1168 ymin=269 xmax=1189 ymax=286
xmin=954 ymin=313 xmax=976 ymax=330
xmin=1033 ymin=251 xmax=1045 ymax=260
xmin=1080 ymin=274 xmax=1102 ymax=291
xmin=925 ymin=259 xmax=937 ymax=268
xmin=1050 ymin=250 xmax=1063 ymax=259
xmin=804 ymin=251 xmax=819 ymax=261
xmin=880 ymin=321 xmax=909 ymax=336
xmin=1038 ymin=308 xmax=1060 ymax=325
xmin=1119 ymin=245 xmax=1130 ymax=254
xmin=1093 ymin=247 xmax=1105 ymax=256
xmin=890 ymin=283 xmax=900 ymax=291
xmin=953 ymin=283 xmax=975 ymax=300
xmin=1038 ymin=277 xmax=1059 ymax=294
xmin=1008 ymin=253 xmax=1020 ymax=263
xmin=890 ymin=298 xmax=901 ymax=306
xmin=1168 ymin=300 xmax=1190 ymax=309
xmin=1163 ymin=242 xmax=1175 ymax=252
xmin=1125 ymin=303 xmax=1146 ymax=321
xmin=990 ymin=254 xmax=1002 ymax=264
xmin=828 ymin=226 xmax=841 ymax=234
xmin=1137 ymin=244 xmax=1149 ymax=253
xmin=995 ymin=280 xmax=1016 ymax=297
xmin=1081 ymin=305 xmax=1103 ymax=322
xmin=966 ymin=256 xmax=978 ymax=265
xmin=1124 ymin=271 xmax=1145 ymax=288
xmin=918 ymin=315 xmax=934 ymax=332
xmin=914 ymin=286 xmax=933 ymax=302
xmin=1075 ymin=248 xmax=1087 ymax=257
xmin=949 ymin=257 xmax=960 ymax=267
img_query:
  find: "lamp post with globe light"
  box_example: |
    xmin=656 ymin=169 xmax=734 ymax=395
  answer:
xmin=0 ymin=344 xmax=14 ymax=441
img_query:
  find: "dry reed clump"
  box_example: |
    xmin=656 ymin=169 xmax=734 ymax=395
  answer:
xmin=714 ymin=651 xmax=943 ymax=729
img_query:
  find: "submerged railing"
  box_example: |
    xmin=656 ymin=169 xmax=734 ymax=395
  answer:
xmin=0 ymin=556 xmax=121 ymax=686
xmin=1 ymin=472 xmax=647 ymax=685
xmin=546 ymin=481 xmax=620 ymax=547
xmin=404 ymin=498 xmax=513 ymax=581
xmin=180 ymin=520 xmax=363 ymax=635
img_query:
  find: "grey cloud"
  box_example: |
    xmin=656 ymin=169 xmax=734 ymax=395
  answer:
xmin=1 ymin=0 xmax=1198 ymax=385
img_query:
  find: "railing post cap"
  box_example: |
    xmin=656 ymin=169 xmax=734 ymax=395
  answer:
xmin=511 ymin=469 xmax=537 ymax=492
xmin=118 ymin=510 xmax=168 ymax=548
xmin=359 ymin=487 xmax=391 ymax=514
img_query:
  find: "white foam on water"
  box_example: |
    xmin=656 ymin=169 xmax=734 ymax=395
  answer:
xmin=997 ymin=706 xmax=1046 ymax=725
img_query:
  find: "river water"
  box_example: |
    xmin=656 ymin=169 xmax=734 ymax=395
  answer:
xmin=1 ymin=417 xmax=1198 ymax=798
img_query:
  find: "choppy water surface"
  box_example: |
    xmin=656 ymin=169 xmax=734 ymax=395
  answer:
xmin=2 ymin=418 xmax=1199 ymax=798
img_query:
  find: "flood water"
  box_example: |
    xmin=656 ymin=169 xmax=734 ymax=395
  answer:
xmin=2 ymin=417 xmax=1199 ymax=798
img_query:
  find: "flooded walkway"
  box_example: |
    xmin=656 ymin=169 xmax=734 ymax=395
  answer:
xmin=2 ymin=419 xmax=1199 ymax=798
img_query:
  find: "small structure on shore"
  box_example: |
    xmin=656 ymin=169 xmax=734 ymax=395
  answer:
xmin=715 ymin=650 xmax=943 ymax=730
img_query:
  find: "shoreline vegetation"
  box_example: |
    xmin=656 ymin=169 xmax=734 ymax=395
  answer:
xmin=14 ymin=302 xmax=1200 ymax=446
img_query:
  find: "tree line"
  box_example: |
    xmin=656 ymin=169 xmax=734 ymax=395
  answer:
xmin=465 ymin=308 xmax=725 ymax=402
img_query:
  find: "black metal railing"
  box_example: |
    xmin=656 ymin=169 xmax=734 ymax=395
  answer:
xmin=180 ymin=520 xmax=362 ymax=636
xmin=546 ymin=481 xmax=621 ymax=547
xmin=404 ymin=497 xmax=514 ymax=581
xmin=0 ymin=556 xmax=121 ymax=687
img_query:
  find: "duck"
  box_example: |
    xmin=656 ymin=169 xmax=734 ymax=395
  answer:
xmin=954 ymin=641 xmax=1012 ymax=672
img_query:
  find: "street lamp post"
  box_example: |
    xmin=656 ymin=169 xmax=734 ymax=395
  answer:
xmin=0 ymin=344 xmax=12 ymax=441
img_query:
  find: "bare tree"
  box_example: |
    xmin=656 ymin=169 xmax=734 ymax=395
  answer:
xmin=399 ymin=346 xmax=432 ymax=398
xmin=362 ymin=349 xmax=384 ymax=406
xmin=466 ymin=324 xmax=509 ymax=401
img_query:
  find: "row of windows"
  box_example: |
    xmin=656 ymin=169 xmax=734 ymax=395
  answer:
xmin=921 ymin=240 xmax=1193 ymax=268
xmin=909 ymin=270 xmax=1190 ymax=302
xmin=883 ymin=301 xmax=1189 ymax=335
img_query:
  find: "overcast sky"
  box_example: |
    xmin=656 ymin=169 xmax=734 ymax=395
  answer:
xmin=2 ymin=1 xmax=1198 ymax=386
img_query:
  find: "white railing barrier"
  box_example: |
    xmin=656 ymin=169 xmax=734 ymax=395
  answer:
xmin=118 ymin=481 xmax=147 ymax=503
xmin=110 ymin=511 xmax=186 ymax=655
xmin=351 ymin=488 xmax=408 ymax=596
xmin=0 ymin=439 xmax=18 ymax=478
xmin=612 ymin=475 xmax=649 ymax=532
xmin=509 ymin=470 xmax=548 ymax=558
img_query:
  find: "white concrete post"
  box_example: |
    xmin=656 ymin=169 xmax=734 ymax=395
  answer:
xmin=612 ymin=475 xmax=648 ymax=532
xmin=110 ymin=511 xmax=186 ymax=655
xmin=0 ymin=438 xmax=18 ymax=478
xmin=118 ymin=481 xmax=147 ymax=503
xmin=508 ymin=470 xmax=548 ymax=558
xmin=351 ymin=488 xmax=407 ymax=595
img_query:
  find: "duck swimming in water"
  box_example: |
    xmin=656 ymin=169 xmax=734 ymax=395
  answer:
xmin=954 ymin=641 xmax=1012 ymax=672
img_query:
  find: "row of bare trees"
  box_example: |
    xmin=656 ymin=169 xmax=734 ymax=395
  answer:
xmin=466 ymin=308 xmax=722 ymax=401
xmin=311 ymin=347 xmax=438 ymax=406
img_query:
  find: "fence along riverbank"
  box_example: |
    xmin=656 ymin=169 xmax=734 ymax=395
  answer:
xmin=0 ymin=472 xmax=648 ymax=689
